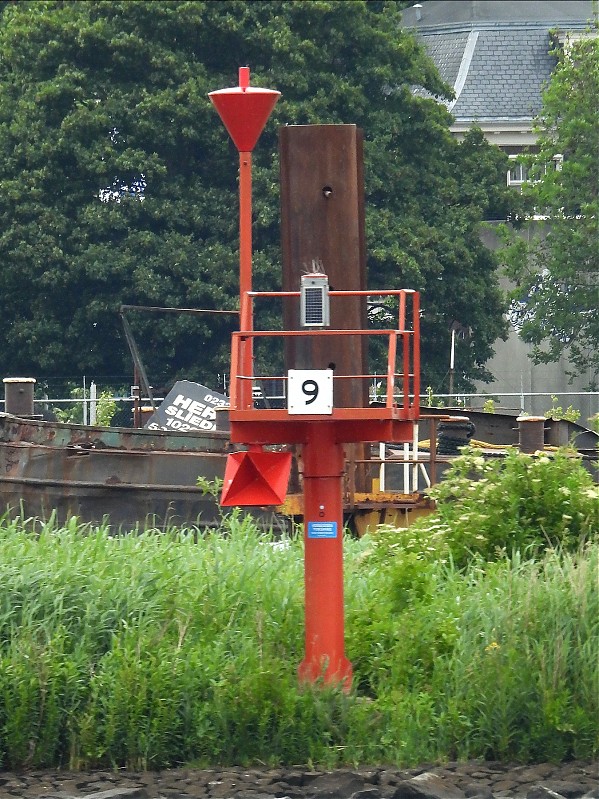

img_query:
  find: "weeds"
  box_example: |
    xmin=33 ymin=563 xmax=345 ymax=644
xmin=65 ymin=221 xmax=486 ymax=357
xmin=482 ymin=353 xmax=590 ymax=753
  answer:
xmin=544 ymin=395 xmax=581 ymax=423
xmin=346 ymin=545 xmax=598 ymax=764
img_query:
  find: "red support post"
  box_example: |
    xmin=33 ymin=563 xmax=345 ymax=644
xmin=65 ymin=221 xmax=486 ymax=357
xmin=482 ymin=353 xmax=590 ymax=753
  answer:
xmin=413 ymin=292 xmax=421 ymax=407
xmin=403 ymin=331 xmax=410 ymax=413
xmin=298 ymin=424 xmax=352 ymax=689
xmin=239 ymin=152 xmax=253 ymax=323
xmin=239 ymin=151 xmax=253 ymax=411
xmin=387 ymin=331 xmax=397 ymax=409
xmin=399 ymin=290 xmax=406 ymax=331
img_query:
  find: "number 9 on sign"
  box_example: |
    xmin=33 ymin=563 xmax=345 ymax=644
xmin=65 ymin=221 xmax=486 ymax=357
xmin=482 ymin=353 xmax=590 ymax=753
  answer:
xmin=288 ymin=369 xmax=333 ymax=415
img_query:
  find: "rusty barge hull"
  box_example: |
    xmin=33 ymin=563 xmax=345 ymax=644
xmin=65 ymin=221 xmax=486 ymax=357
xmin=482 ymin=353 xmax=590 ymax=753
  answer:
xmin=0 ymin=413 xmax=235 ymax=530
xmin=0 ymin=412 xmax=436 ymax=534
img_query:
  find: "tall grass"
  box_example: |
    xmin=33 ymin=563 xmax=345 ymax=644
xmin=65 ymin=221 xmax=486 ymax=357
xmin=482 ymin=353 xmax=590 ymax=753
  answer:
xmin=346 ymin=544 xmax=598 ymax=764
xmin=0 ymin=491 xmax=596 ymax=769
xmin=0 ymin=512 xmax=310 ymax=769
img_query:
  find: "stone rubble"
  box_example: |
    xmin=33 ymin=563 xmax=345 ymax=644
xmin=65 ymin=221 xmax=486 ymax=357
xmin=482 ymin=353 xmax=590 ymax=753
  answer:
xmin=0 ymin=760 xmax=596 ymax=799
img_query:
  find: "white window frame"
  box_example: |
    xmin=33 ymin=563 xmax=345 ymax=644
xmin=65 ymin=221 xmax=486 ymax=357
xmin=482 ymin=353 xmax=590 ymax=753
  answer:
xmin=507 ymin=153 xmax=563 ymax=191
xmin=507 ymin=156 xmax=529 ymax=189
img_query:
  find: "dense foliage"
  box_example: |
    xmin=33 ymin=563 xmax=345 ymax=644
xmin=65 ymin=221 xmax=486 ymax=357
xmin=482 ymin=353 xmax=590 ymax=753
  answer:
xmin=0 ymin=450 xmax=596 ymax=769
xmin=0 ymin=0 xmax=513 ymax=392
xmin=409 ymin=447 xmax=599 ymax=566
xmin=501 ymin=34 xmax=599 ymax=382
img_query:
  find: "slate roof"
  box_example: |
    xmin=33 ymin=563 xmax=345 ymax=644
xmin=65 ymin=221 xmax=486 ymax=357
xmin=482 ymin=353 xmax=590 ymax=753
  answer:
xmin=422 ymin=31 xmax=470 ymax=91
xmin=402 ymin=1 xmax=596 ymax=126
xmin=451 ymin=26 xmax=556 ymax=122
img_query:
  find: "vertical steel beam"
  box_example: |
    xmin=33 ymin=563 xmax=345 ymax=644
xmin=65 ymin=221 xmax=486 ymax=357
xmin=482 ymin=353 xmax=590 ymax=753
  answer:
xmin=279 ymin=125 xmax=368 ymax=409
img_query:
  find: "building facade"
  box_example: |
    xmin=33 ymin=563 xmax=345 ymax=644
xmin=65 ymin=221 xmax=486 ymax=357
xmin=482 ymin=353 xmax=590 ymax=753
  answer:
xmin=402 ymin=0 xmax=597 ymax=421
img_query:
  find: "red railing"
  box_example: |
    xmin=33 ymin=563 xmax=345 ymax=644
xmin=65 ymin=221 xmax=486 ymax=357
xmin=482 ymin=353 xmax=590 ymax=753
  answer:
xmin=230 ymin=289 xmax=420 ymax=420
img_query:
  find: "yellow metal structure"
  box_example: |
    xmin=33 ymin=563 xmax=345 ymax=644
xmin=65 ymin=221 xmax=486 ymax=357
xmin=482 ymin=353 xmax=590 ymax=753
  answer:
xmin=278 ymin=490 xmax=435 ymax=536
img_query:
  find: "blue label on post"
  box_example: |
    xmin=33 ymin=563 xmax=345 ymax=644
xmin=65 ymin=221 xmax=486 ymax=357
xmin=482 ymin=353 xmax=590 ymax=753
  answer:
xmin=307 ymin=521 xmax=338 ymax=539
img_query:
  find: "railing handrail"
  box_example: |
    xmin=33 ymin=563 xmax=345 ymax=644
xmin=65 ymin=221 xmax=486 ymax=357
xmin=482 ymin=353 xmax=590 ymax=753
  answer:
xmin=229 ymin=287 xmax=421 ymax=416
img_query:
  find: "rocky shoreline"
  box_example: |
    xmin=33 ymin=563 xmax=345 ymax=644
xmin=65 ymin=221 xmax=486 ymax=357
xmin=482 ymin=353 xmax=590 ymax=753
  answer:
xmin=0 ymin=759 xmax=597 ymax=799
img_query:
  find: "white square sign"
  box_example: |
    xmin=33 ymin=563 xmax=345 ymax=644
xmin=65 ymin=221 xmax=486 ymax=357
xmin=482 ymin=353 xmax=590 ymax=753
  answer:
xmin=287 ymin=369 xmax=333 ymax=415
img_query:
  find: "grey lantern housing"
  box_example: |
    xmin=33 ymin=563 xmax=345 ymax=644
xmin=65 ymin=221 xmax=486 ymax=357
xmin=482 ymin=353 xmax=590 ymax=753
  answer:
xmin=300 ymin=272 xmax=330 ymax=327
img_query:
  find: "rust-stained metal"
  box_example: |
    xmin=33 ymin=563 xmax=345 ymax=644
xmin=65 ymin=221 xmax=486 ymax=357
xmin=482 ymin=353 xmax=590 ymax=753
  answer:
xmin=280 ymin=124 xmax=367 ymax=407
xmin=0 ymin=414 xmax=229 ymax=451
xmin=9 ymin=407 xmax=585 ymax=532
xmin=0 ymin=413 xmax=276 ymax=530
xmin=0 ymin=410 xmax=441 ymax=532
xmin=280 ymin=124 xmax=369 ymax=500
xmin=3 ymin=377 xmax=36 ymax=416
xmin=517 ymin=415 xmax=546 ymax=454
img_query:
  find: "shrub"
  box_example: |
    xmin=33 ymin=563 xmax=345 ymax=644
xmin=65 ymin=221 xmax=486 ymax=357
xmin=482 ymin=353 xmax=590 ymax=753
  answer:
xmin=411 ymin=448 xmax=598 ymax=566
xmin=54 ymin=388 xmax=117 ymax=426
xmin=544 ymin=395 xmax=581 ymax=423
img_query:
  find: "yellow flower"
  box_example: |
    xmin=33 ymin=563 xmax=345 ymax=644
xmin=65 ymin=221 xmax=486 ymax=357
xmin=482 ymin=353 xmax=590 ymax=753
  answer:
xmin=485 ymin=641 xmax=500 ymax=654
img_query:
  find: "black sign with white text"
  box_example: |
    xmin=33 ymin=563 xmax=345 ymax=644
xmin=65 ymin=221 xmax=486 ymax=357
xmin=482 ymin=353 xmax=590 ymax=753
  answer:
xmin=144 ymin=380 xmax=228 ymax=433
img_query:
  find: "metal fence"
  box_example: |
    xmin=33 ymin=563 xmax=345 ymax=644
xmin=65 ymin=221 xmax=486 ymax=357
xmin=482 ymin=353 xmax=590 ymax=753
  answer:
xmin=1 ymin=378 xmax=597 ymax=428
xmin=34 ymin=394 xmax=164 ymax=428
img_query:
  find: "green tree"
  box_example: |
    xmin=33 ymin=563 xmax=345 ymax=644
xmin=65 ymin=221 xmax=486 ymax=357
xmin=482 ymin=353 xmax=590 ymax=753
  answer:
xmin=501 ymin=33 xmax=599 ymax=382
xmin=0 ymin=0 xmax=513 ymax=392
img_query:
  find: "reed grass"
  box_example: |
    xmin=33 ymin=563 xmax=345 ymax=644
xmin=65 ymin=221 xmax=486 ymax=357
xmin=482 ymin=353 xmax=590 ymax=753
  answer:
xmin=0 ymin=508 xmax=596 ymax=769
xmin=346 ymin=545 xmax=598 ymax=764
